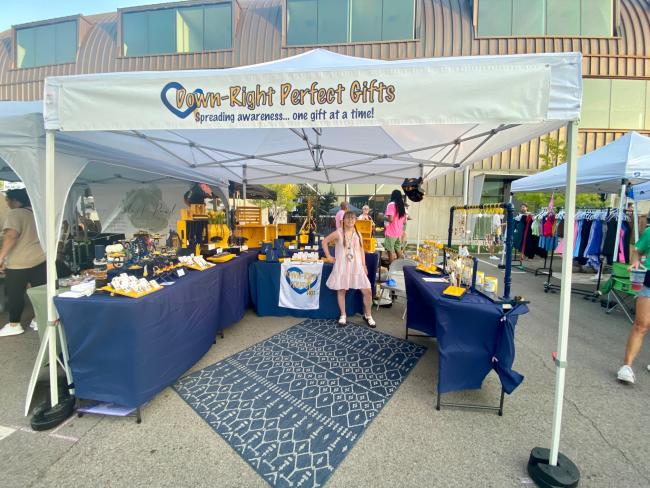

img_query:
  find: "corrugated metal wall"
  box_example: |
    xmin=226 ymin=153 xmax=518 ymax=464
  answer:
xmin=1 ymin=0 xmax=649 ymax=196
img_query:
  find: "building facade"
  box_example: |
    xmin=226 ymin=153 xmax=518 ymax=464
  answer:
xmin=1 ymin=0 xmax=649 ymax=239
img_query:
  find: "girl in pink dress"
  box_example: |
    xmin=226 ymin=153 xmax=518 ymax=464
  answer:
xmin=322 ymin=211 xmax=375 ymax=328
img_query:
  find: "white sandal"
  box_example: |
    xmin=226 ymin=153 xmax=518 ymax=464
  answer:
xmin=363 ymin=315 xmax=376 ymax=328
xmin=337 ymin=315 xmax=347 ymax=327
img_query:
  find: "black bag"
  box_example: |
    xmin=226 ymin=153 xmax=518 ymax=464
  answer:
xmin=401 ymin=177 xmax=424 ymax=202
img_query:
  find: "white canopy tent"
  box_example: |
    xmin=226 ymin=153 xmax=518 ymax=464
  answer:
xmin=0 ymin=102 xmax=231 ymax=248
xmin=35 ymin=49 xmax=584 ymax=472
xmin=511 ymin=131 xmax=650 ymax=260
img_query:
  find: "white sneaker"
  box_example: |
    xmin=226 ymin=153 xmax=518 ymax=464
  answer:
xmin=0 ymin=323 xmax=25 ymax=337
xmin=617 ymin=365 xmax=635 ymax=384
xmin=647 ymin=365 xmax=650 ymax=372
xmin=29 ymin=320 xmax=38 ymax=331
xmin=490 ymin=255 xmax=500 ymax=260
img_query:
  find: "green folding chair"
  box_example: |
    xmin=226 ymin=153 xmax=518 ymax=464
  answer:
xmin=601 ymin=263 xmax=637 ymax=323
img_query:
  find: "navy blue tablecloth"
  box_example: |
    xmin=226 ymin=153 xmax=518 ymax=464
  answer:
xmin=404 ymin=266 xmax=527 ymax=395
xmin=249 ymin=253 xmax=378 ymax=319
xmin=54 ymin=251 xmax=258 ymax=408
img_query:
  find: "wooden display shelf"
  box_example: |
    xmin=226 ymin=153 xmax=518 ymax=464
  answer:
xmin=235 ymin=206 xmax=262 ymax=225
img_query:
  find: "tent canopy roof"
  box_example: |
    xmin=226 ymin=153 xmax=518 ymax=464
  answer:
xmin=42 ymin=49 xmax=583 ymax=185
xmin=511 ymin=132 xmax=650 ymax=194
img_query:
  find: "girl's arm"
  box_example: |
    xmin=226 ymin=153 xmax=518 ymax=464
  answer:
xmin=321 ymin=230 xmax=338 ymax=263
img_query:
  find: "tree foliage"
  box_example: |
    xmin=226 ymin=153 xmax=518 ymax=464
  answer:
xmin=257 ymin=184 xmax=299 ymax=214
xmin=515 ymin=136 xmax=607 ymax=211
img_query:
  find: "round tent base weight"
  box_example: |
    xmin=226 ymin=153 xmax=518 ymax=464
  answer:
xmin=528 ymin=447 xmax=580 ymax=488
xmin=30 ymin=395 xmax=75 ymax=431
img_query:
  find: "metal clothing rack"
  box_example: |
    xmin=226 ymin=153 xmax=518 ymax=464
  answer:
xmin=543 ymin=207 xmax=613 ymax=300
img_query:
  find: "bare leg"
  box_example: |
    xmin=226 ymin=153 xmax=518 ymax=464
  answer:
xmin=361 ymin=288 xmax=372 ymax=317
xmin=389 ymin=251 xmax=397 ymax=264
xmin=337 ymin=289 xmax=347 ymax=317
xmin=623 ymin=296 xmax=650 ymax=365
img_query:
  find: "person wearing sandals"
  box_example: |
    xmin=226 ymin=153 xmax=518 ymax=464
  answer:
xmin=617 ymin=217 xmax=650 ymax=384
xmin=322 ymin=210 xmax=375 ymax=328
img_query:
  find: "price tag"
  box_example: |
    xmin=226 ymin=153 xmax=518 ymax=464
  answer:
xmin=289 ymin=245 xmax=297 ymax=250
xmin=177 ymin=269 xmax=186 ymax=277
xmin=241 ymin=245 xmax=249 ymax=251
xmin=216 ymin=248 xmax=223 ymax=254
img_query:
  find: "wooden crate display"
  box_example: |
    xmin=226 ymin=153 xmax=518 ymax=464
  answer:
xmin=235 ymin=206 xmax=262 ymax=225
xmin=277 ymin=223 xmax=296 ymax=236
xmin=265 ymin=225 xmax=278 ymax=241
xmin=236 ymin=225 xmax=266 ymax=247
xmin=356 ymin=220 xmax=374 ymax=253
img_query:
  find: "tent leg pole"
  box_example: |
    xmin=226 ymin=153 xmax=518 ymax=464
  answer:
xmin=45 ymin=130 xmax=59 ymax=408
xmin=633 ymin=199 xmax=639 ymax=243
xmin=416 ymin=201 xmax=422 ymax=255
xmin=462 ymin=166 xmax=469 ymax=205
xmin=243 ymin=164 xmax=248 ymax=207
xmin=612 ymin=181 xmax=626 ymax=263
xmin=529 ymin=121 xmax=580 ymax=486
xmin=416 ymin=164 xmax=424 ymax=255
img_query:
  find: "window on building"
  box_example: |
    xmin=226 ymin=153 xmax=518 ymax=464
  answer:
xmin=476 ymin=0 xmax=613 ymax=37
xmin=122 ymin=2 xmax=232 ymax=56
xmin=16 ymin=20 xmax=77 ymax=68
xmin=581 ymin=79 xmax=650 ymax=130
xmin=286 ymin=0 xmax=415 ymax=46
xmin=481 ymin=179 xmax=506 ymax=205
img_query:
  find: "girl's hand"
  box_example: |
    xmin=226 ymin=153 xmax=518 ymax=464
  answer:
xmin=325 ymin=256 xmax=335 ymax=264
xmin=629 ymin=260 xmax=642 ymax=271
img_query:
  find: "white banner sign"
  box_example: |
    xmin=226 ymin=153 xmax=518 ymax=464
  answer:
xmin=45 ymin=61 xmax=552 ymax=131
xmin=279 ymin=261 xmax=324 ymax=310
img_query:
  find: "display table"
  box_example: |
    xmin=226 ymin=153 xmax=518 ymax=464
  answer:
xmin=404 ymin=266 xmax=528 ymax=407
xmin=54 ymin=251 xmax=258 ymax=408
xmin=249 ymin=253 xmax=378 ymax=319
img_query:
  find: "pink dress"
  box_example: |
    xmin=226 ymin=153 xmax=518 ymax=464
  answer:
xmin=326 ymin=229 xmax=371 ymax=290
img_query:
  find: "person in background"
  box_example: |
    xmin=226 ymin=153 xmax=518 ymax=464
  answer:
xmin=358 ymin=205 xmax=375 ymax=231
xmin=617 ymin=215 xmax=650 ymax=383
xmin=400 ymin=201 xmax=410 ymax=251
xmin=520 ymin=203 xmax=529 ymax=215
xmin=335 ymin=201 xmax=349 ymax=229
xmin=0 ymin=189 xmax=46 ymax=337
xmin=384 ymin=190 xmax=407 ymax=264
xmin=322 ymin=210 xmax=375 ymax=328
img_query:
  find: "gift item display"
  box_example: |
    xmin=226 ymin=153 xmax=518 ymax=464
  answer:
xmin=441 ymin=247 xmax=477 ymax=299
xmin=448 ymin=203 xmax=516 ymax=301
xmin=178 ymin=254 xmax=216 ymax=271
xmin=178 ymin=204 xmax=230 ymax=250
xmin=102 ymin=273 xmax=163 ymax=298
xmin=290 ymin=251 xmax=320 ymax=263
xmin=416 ymin=240 xmax=444 ymax=274
xmin=298 ymin=196 xmax=318 ymax=245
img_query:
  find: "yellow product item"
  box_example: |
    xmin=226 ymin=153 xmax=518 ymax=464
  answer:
xmin=100 ymin=285 xmax=161 ymax=298
xmin=207 ymin=254 xmax=236 ymax=263
xmin=476 ymin=271 xmax=485 ymax=287
xmin=484 ymin=277 xmax=498 ymax=293
xmin=299 ymin=233 xmax=309 ymax=244
xmin=442 ymin=285 xmax=466 ymax=299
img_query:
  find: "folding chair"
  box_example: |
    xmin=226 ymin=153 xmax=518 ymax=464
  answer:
xmin=603 ymin=263 xmax=637 ymax=323
xmin=376 ymin=258 xmax=417 ymax=319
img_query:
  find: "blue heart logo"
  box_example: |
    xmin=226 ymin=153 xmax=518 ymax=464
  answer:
xmin=160 ymin=82 xmax=204 ymax=119
xmin=285 ymin=266 xmax=319 ymax=295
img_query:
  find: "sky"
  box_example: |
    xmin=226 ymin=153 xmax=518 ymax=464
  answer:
xmin=1 ymin=1 xmax=169 ymax=32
